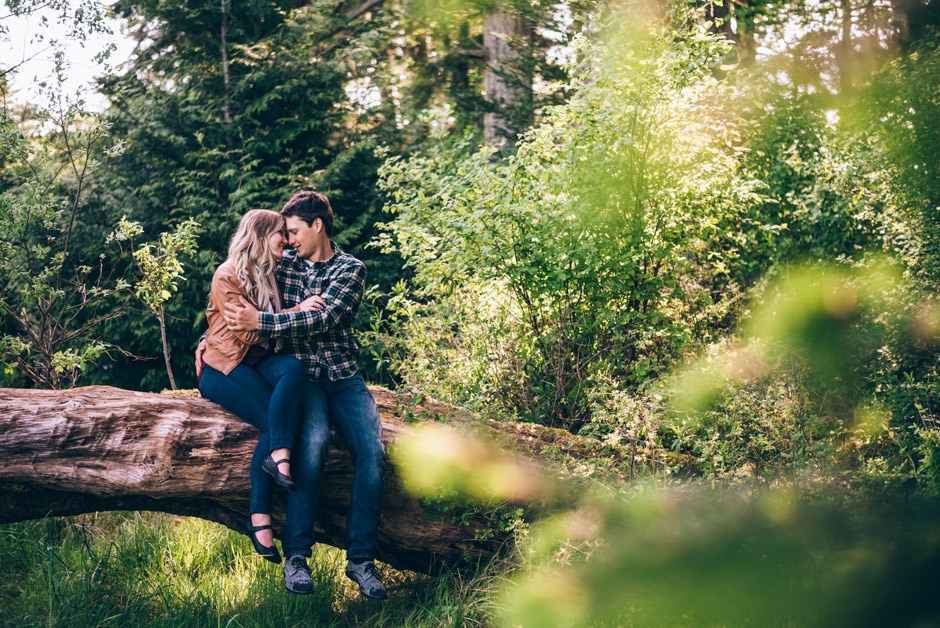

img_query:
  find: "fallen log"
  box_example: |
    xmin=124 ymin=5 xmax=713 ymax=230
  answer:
xmin=0 ymin=385 xmax=512 ymax=574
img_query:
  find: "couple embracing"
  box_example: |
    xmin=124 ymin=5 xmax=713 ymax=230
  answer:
xmin=197 ymin=191 xmax=387 ymax=600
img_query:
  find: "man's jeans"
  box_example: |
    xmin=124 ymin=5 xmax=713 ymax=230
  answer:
xmin=282 ymin=373 xmax=385 ymax=561
xmin=198 ymin=355 xmax=304 ymax=514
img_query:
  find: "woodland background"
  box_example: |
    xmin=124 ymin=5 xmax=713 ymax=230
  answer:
xmin=2 ymin=0 xmax=940 ymax=625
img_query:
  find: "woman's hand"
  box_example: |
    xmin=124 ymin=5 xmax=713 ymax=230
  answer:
xmin=195 ymin=339 xmax=207 ymax=377
xmin=298 ymin=295 xmax=326 ymax=311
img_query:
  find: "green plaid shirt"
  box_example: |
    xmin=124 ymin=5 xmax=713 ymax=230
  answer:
xmin=258 ymin=243 xmax=365 ymax=381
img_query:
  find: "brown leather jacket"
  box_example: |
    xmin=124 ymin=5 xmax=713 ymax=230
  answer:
xmin=203 ymin=261 xmax=270 ymax=375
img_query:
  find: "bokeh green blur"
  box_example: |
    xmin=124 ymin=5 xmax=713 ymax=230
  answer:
xmin=385 ymin=0 xmax=940 ymax=625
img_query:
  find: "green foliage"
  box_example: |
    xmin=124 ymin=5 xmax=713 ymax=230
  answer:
xmin=0 ymin=89 xmax=208 ymax=391
xmin=672 ymin=261 xmax=901 ymax=416
xmin=638 ymin=370 xmax=838 ymax=482
xmin=380 ymin=21 xmax=940 ymax=609
xmin=374 ymin=4 xmax=763 ymax=429
xmin=384 ymin=252 xmax=940 ymax=624
xmin=91 ymin=0 xmax=406 ymax=390
xmin=0 ymin=99 xmax=135 ymax=388
xmin=112 ymin=216 xmax=201 ymax=390
xmin=109 ymin=216 xmax=200 ymax=314
xmin=396 ymin=0 xmax=589 ymax=146
xmin=498 ymin=485 xmax=940 ymax=627
xmin=735 ymin=87 xmax=894 ymax=284
xmin=862 ymin=31 xmax=940 ymax=288
xmin=660 ymin=258 xmax=940 ymax=492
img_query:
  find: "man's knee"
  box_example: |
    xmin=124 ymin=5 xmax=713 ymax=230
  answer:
xmin=353 ymin=439 xmax=385 ymax=475
xmin=294 ymin=435 xmax=328 ymax=485
xmin=298 ymin=420 xmax=329 ymax=454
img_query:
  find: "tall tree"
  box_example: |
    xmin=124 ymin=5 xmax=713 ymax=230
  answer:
xmin=94 ymin=0 xmax=372 ymax=390
xmin=358 ymin=0 xmax=589 ymax=148
xmin=714 ymin=0 xmax=916 ymax=95
xmin=87 ymin=0 xmax=599 ymax=389
xmin=883 ymin=0 xmax=940 ymax=47
xmin=482 ymin=9 xmax=532 ymax=144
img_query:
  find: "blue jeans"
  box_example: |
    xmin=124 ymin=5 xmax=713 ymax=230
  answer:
xmin=282 ymin=373 xmax=385 ymax=561
xmin=199 ymin=355 xmax=304 ymax=514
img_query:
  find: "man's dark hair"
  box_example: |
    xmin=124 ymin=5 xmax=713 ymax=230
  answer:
xmin=281 ymin=190 xmax=334 ymax=237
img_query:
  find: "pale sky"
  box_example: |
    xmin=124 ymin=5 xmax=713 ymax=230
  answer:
xmin=2 ymin=7 xmax=135 ymax=111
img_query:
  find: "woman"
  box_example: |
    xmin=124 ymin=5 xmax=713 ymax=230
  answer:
xmin=198 ymin=209 xmax=317 ymax=564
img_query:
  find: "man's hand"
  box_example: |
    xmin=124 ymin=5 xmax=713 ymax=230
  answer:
xmin=298 ymin=295 xmax=326 ymax=311
xmin=225 ymin=296 xmax=260 ymax=332
xmin=195 ymin=338 xmax=207 ymax=377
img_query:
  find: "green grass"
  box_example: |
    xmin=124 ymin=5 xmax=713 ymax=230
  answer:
xmin=0 ymin=512 xmax=494 ymax=627
xmin=4 ymin=487 xmax=940 ymax=627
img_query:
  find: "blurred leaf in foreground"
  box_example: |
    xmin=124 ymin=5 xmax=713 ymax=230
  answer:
xmin=499 ymin=485 xmax=940 ymax=627
xmin=672 ymin=259 xmax=911 ymax=421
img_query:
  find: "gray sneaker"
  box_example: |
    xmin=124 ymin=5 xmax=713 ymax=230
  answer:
xmin=345 ymin=560 xmax=387 ymax=600
xmin=283 ymin=555 xmax=313 ymax=595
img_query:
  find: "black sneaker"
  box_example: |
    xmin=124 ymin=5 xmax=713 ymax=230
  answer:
xmin=345 ymin=560 xmax=387 ymax=600
xmin=283 ymin=555 xmax=313 ymax=595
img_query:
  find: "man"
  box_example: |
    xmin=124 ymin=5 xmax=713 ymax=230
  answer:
xmin=222 ymin=191 xmax=387 ymax=600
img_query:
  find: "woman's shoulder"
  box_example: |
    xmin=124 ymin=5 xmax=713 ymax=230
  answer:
xmin=213 ymin=260 xmax=238 ymax=279
xmin=211 ymin=260 xmax=245 ymax=290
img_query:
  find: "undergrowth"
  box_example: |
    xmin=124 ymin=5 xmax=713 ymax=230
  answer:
xmin=0 ymin=512 xmax=496 ymax=627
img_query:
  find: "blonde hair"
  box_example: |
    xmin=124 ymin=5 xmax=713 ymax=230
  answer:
xmin=227 ymin=209 xmax=286 ymax=313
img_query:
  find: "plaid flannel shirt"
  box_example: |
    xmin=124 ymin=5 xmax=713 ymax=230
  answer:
xmin=257 ymin=243 xmax=365 ymax=381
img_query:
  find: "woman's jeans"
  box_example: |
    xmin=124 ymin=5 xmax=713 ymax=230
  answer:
xmin=199 ymin=355 xmax=304 ymax=514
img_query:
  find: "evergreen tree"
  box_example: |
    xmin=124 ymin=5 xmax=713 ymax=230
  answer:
xmin=95 ymin=0 xmax=374 ymax=389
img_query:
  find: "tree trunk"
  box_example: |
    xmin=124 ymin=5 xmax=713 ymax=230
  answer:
xmin=220 ymin=0 xmax=233 ymax=145
xmin=839 ymin=0 xmax=855 ymax=93
xmin=483 ymin=11 xmax=532 ymax=146
xmin=157 ymin=307 xmax=177 ymax=390
xmin=705 ymin=0 xmax=756 ymax=66
xmin=0 ymin=385 xmax=511 ymax=574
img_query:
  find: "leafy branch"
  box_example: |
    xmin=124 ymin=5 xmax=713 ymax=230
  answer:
xmin=110 ymin=217 xmax=201 ymax=390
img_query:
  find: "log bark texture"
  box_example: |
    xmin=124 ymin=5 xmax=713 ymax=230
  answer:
xmin=0 ymin=385 xmax=511 ymax=573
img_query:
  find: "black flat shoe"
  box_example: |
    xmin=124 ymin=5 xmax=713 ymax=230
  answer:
xmin=262 ymin=455 xmax=297 ymax=490
xmin=246 ymin=518 xmax=282 ymax=564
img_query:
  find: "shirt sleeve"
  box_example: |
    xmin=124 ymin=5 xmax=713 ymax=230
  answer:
xmin=256 ymin=260 xmax=365 ymax=338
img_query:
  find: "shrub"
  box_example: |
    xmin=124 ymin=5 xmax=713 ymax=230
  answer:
xmin=374 ymin=3 xmax=763 ymax=430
